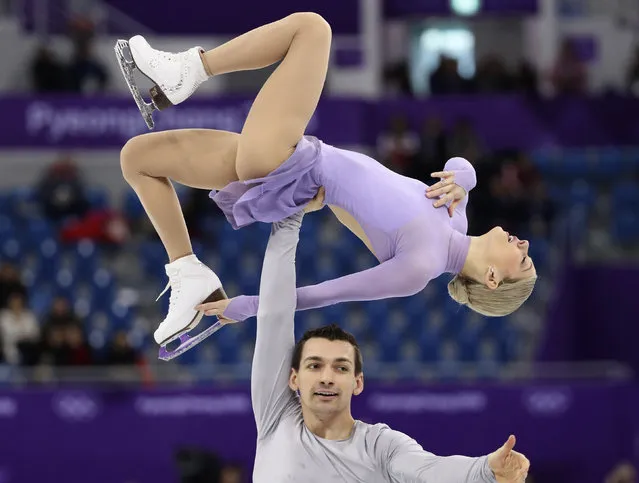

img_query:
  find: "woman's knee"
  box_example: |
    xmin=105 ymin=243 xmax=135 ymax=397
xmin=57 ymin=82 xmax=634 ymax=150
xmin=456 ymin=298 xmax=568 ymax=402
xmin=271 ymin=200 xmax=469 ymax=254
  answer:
xmin=290 ymin=12 xmax=332 ymax=39
xmin=120 ymin=135 xmax=149 ymax=182
xmin=120 ymin=132 xmax=173 ymax=182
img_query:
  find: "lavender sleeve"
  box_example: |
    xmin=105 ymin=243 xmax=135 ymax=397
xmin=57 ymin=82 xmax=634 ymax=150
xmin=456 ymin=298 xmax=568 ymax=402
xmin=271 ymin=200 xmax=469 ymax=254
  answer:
xmin=224 ymin=251 xmax=431 ymax=322
xmin=444 ymin=156 xmax=477 ymax=235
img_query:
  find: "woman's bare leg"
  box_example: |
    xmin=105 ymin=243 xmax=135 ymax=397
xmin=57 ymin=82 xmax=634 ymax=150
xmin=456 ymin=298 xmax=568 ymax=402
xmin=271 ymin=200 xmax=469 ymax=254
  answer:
xmin=118 ymin=12 xmax=332 ymax=350
xmin=120 ymin=129 xmax=238 ymax=262
xmin=123 ymin=12 xmax=331 ymax=261
xmin=199 ymin=12 xmax=332 ymax=180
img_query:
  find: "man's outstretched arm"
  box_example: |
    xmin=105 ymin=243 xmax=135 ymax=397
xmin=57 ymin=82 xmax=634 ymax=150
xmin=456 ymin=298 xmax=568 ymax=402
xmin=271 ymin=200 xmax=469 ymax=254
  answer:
xmin=250 ymin=211 xmax=304 ymax=438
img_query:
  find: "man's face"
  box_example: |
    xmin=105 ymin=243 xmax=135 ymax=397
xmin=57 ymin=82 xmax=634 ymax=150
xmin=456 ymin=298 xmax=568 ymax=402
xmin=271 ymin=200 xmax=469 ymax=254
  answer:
xmin=289 ymin=338 xmax=363 ymax=416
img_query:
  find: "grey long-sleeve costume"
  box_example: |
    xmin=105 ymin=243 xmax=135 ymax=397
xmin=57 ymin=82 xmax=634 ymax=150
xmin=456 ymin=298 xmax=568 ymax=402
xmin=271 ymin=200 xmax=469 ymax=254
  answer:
xmin=251 ymin=212 xmax=497 ymax=483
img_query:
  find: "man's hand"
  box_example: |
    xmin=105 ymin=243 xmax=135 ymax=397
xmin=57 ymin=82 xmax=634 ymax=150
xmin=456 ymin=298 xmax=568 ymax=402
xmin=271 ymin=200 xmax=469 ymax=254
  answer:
xmin=304 ymin=186 xmax=326 ymax=213
xmin=487 ymin=435 xmax=530 ymax=483
xmin=195 ymin=298 xmax=236 ymax=324
xmin=425 ymin=171 xmax=467 ymax=217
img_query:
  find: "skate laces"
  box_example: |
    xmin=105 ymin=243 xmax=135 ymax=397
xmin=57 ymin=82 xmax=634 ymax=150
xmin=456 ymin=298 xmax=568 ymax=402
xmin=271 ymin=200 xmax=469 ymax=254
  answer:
xmin=146 ymin=45 xmax=186 ymax=77
xmin=156 ymin=269 xmax=182 ymax=313
xmin=151 ymin=45 xmax=189 ymax=66
xmin=147 ymin=46 xmax=204 ymax=98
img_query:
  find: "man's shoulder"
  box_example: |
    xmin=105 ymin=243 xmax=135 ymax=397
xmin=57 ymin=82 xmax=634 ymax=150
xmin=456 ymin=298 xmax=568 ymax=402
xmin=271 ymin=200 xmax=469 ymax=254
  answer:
xmin=254 ymin=395 xmax=302 ymax=440
xmin=357 ymin=421 xmax=419 ymax=450
xmin=357 ymin=421 xmax=395 ymax=441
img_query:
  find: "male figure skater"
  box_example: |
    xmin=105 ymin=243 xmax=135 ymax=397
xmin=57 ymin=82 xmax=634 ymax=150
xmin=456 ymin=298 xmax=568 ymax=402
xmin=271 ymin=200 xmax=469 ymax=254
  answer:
xmin=198 ymin=210 xmax=530 ymax=483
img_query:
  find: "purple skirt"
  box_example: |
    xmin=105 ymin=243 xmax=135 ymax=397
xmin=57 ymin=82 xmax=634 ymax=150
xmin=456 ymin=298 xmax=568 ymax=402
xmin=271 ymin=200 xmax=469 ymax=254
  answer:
xmin=209 ymin=135 xmax=323 ymax=230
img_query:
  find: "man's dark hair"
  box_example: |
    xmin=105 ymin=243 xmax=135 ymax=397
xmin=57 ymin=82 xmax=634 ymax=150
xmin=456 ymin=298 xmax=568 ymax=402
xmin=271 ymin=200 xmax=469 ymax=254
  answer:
xmin=291 ymin=324 xmax=363 ymax=375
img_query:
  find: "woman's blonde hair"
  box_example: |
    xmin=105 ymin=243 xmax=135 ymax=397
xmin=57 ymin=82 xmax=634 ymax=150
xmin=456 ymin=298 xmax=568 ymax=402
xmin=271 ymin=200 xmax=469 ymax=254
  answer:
xmin=447 ymin=275 xmax=537 ymax=317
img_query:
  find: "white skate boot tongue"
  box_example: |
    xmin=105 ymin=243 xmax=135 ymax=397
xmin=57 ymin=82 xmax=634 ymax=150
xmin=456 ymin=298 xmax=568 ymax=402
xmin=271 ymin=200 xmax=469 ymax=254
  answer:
xmin=156 ymin=255 xmax=206 ymax=302
xmin=156 ymin=265 xmax=182 ymax=309
xmin=155 ymin=261 xmax=184 ymax=303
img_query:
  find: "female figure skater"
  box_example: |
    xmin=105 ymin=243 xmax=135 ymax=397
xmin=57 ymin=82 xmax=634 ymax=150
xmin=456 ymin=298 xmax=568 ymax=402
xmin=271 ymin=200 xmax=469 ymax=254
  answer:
xmin=117 ymin=12 xmax=537 ymax=356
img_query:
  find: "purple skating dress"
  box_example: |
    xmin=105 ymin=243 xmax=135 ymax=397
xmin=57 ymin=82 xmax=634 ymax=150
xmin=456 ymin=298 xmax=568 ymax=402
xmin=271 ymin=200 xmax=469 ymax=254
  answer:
xmin=209 ymin=136 xmax=476 ymax=321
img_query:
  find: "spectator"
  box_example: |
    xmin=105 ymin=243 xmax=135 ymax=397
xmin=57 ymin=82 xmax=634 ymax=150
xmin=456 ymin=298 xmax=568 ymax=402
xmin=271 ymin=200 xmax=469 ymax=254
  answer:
xmin=64 ymin=325 xmax=93 ymax=366
xmin=219 ymin=464 xmax=244 ymax=483
xmin=383 ymin=59 xmax=413 ymax=97
xmin=30 ymin=46 xmax=70 ymax=93
xmin=104 ymin=331 xmax=139 ymax=365
xmin=446 ymin=118 xmax=484 ymax=160
xmin=68 ymin=42 xmax=109 ymax=94
xmin=550 ymin=39 xmax=587 ymax=95
xmin=489 ymin=157 xmax=535 ymax=234
xmin=41 ymin=325 xmax=69 ymax=366
xmin=0 ymin=293 xmax=40 ymax=365
xmin=175 ymin=447 xmax=222 ymax=483
xmin=515 ymin=152 xmax=555 ymax=228
xmin=410 ymin=116 xmax=448 ymax=183
xmin=377 ymin=115 xmax=419 ymax=175
xmin=513 ymin=60 xmax=539 ymax=96
xmin=0 ymin=262 xmax=28 ymax=310
xmin=35 ymin=154 xmax=90 ymax=223
xmin=429 ymin=55 xmax=469 ymax=95
xmin=41 ymin=297 xmax=83 ymax=357
xmin=40 ymin=325 xmax=92 ymax=366
xmin=473 ymin=55 xmax=513 ymax=94
xmin=67 ymin=14 xmax=97 ymax=54
xmin=42 ymin=296 xmax=82 ymax=333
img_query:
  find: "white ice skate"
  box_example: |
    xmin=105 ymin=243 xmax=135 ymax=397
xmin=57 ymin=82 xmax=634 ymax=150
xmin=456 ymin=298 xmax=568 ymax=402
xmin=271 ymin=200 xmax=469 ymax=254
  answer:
xmin=114 ymin=35 xmax=209 ymax=129
xmin=154 ymin=255 xmax=230 ymax=361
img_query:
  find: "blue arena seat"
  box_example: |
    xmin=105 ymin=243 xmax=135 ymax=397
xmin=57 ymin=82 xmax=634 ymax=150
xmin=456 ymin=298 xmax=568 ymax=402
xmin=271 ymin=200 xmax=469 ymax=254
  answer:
xmin=612 ymin=210 xmax=639 ymax=244
xmin=1 ymin=237 xmax=23 ymax=262
xmin=612 ymin=181 xmax=639 ymax=209
xmin=0 ymin=215 xmax=15 ymax=238
xmin=569 ymin=179 xmax=596 ymax=208
xmin=87 ymin=187 xmax=109 ymax=209
xmin=123 ymin=190 xmax=145 ymax=220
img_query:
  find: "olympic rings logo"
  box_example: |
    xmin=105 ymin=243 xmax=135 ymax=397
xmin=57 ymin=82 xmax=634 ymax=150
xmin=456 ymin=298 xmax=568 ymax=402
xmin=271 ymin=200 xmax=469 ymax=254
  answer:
xmin=523 ymin=389 xmax=572 ymax=415
xmin=52 ymin=392 xmax=100 ymax=422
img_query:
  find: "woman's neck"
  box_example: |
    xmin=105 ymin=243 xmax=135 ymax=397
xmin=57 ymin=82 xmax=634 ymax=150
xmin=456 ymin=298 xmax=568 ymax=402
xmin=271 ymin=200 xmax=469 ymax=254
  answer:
xmin=461 ymin=236 xmax=488 ymax=282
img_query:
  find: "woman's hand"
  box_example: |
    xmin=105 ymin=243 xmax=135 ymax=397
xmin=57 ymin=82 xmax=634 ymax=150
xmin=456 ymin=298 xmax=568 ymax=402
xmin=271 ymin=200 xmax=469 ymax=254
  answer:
xmin=425 ymin=171 xmax=468 ymax=217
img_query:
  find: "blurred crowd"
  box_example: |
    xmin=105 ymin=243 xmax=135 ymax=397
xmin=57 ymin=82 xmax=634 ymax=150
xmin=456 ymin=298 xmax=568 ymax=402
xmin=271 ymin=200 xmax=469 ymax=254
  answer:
xmin=0 ymin=149 xmax=229 ymax=371
xmin=0 ymin=154 xmax=139 ymax=369
xmin=0 ymin=269 xmax=140 ymax=367
xmin=386 ymin=37 xmax=639 ymax=98
xmin=421 ymin=39 xmax=587 ymax=97
xmin=26 ymin=20 xmax=639 ymax=101
xmin=377 ymin=115 xmax=555 ymax=237
xmin=30 ymin=17 xmax=109 ymax=94
xmin=24 ymin=19 xmax=588 ymax=99
xmin=175 ymin=447 xmax=245 ymax=483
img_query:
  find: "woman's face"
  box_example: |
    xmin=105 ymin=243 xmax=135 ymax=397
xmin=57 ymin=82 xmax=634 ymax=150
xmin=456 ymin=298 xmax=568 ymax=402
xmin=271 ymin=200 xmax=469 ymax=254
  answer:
xmin=485 ymin=226 xmax=536 ymax=282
